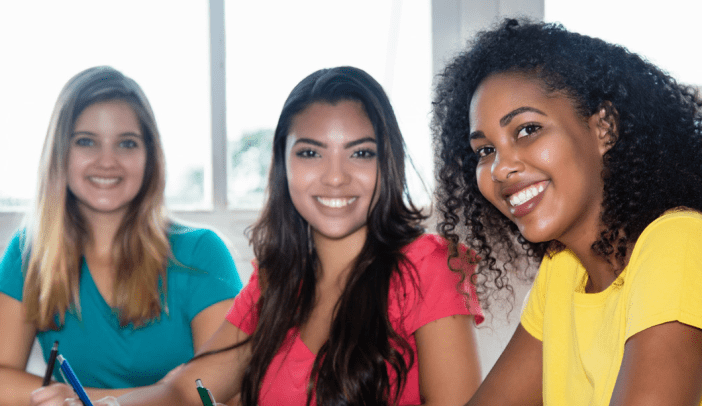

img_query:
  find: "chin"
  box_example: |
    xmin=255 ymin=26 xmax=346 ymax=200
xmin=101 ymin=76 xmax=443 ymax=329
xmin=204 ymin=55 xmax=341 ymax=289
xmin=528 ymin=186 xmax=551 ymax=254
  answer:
xmin=518 ymin=226 xmax=553 ymax=244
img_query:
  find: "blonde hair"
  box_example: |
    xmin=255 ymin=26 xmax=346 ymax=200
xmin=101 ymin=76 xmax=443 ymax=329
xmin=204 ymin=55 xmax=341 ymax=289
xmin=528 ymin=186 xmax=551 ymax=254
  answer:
xmin=23 ymin=66 xmax=171 ymax=330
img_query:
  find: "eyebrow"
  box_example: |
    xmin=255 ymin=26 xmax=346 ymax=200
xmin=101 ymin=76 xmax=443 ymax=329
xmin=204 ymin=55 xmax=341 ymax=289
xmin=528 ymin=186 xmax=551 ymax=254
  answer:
xmin=469 ymin=106 xmax=547 ymax=140
xmin=499 ymin=106 xmax=546 ymax=127
xmin=71 ymin=131 xmax=143 ymax=138
xmin=293 ymin=136 xmax=377 ymax=148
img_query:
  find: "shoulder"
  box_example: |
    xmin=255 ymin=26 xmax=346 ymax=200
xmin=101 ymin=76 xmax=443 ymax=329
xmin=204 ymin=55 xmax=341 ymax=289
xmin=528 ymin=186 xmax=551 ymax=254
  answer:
xmin=634 ymin=209 xmax=702 ymax=248
xmin=402 ymin=234 xmax=450 ymax=266
xmin=625 ymin=209 xmax=702 ymax=277
xmin=0 ymin=229 xmax=28 ymax=301
xmin=622 ymin=210 xmax=702 ymax=338
xmin=1 ymin=229 xmax=27 ymax=269
xmin=166 ymin=223 xmax=239 ymax=282
xmin=168 ymin=223 xmax=224 ymax=249
xmin=168 ymin=223 xmax=231 ymax=260
xmin=627 ymin=210 xmax=702 ymax=274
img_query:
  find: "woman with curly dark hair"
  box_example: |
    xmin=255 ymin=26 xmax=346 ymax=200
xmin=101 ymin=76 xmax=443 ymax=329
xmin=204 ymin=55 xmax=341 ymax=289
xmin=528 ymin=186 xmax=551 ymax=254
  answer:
xmin=76 ymin=66 xmax=483 ymax=406
xmin=433 ymin=19 xmax=702 ymax=405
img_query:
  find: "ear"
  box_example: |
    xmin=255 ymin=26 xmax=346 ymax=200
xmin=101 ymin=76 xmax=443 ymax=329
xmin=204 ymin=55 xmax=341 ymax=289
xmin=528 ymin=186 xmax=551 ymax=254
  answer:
xmin=591 ymin=101 xmax=619 ymax=155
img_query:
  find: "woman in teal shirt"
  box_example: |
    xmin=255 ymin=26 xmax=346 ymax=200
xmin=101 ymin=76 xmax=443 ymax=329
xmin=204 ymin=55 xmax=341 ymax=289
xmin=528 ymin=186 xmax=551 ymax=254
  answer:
xmin=0 ymin=66 xmax=242 ymax=405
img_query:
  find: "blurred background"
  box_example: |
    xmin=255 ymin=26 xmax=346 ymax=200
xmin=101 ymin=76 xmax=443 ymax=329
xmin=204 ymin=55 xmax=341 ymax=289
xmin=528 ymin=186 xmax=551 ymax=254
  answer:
xmin=1 ymin=0 xmax=700 ymax=379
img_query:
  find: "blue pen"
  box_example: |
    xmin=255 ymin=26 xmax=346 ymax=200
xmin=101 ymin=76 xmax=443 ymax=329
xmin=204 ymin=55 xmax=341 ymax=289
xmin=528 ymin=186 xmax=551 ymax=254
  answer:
xmin=57 ymin=355 xmax=94 ymax=406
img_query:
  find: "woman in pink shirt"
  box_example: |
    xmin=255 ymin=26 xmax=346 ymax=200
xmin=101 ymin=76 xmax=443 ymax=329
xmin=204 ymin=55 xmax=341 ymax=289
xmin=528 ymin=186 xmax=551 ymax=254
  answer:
xmin=71 ymin=66 xmax=483 ymax=406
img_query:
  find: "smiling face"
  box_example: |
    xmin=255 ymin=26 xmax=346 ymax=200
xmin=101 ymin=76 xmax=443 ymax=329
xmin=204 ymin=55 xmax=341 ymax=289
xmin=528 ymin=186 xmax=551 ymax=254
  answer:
xmin=67 ymin=100 xmax=147 ymax=219
xmin=285 ymin=100 xmax=378 ymax=244
xmin=468 ymin=73 xmax=611 ymax=246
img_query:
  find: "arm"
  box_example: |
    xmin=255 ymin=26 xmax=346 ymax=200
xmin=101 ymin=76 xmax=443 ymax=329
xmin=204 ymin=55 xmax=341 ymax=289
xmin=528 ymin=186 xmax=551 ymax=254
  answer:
xmin=115 ymin=319 xmax=251 ymax=406
xmin=609 ymin=321 xmax=702 ymax=406
xmin=466 ymin=324 xmax=542 ymax=406
xmin=0 ymin=292 xmax=41 ymax=406
xmin=415 ymin=314 xmax=481 ymax=406
xmin=62 ymin=320 xmax=251 ymax=406
xmin=31 ymin=299 xmax=238 ymax=405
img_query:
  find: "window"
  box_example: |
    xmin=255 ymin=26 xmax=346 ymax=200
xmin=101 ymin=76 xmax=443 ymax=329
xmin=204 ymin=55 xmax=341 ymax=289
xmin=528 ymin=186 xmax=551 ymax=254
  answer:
xmin=0 ymin=1 xmax=211 ymax=210
xmin=225 ymin=0 xmax=433 ymax=208
xmin=1 ymin=0 xmax=434 ymax=212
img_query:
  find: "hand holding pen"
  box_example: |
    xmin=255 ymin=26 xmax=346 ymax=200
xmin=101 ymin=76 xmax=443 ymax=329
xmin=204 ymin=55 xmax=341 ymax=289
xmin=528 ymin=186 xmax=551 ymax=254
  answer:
xmin=56 ymin=354 xmax=93 ymax=406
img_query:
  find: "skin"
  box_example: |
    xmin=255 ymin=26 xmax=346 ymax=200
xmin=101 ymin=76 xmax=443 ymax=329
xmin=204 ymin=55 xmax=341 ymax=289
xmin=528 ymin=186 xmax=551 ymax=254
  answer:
xmin=67 ymin=101 xmax=147 ymax=220
xmin=76 ymin=100 xmax=481 ymax=406
xmin=0 ymin=101 xmax=233 ymax=406
xmin=464 ymin=72 xmax=702 ymax=405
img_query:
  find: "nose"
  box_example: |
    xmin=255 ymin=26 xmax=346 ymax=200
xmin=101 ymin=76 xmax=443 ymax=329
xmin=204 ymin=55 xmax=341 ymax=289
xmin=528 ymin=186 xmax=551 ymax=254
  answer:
xmin=96 ymin=145 xmax=119 ymax=168
xmin=491 ymin=148 xmax=524 ymax=182
xmin=321 ymin=155 xmax=351 ymax=186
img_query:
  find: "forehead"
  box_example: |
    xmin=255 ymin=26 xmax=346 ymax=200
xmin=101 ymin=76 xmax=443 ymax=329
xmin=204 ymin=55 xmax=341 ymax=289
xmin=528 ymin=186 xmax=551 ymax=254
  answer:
xmin=287 ymin=100 xmax=375 ymax=145
xmin=74 ymin=100 xmax=141 ymax=128
xmin=469 ymin=73 xmax=549 ymax=120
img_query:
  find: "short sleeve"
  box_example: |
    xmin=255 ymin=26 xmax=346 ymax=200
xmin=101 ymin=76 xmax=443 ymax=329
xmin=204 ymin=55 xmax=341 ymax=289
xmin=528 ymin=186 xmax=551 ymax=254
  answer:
xmin=624 ymin=213 xmax=702 ymax=339
xmin=226 ymin=269 xmax=260 ymax=335
xmin=397 ymin=234 xmax=484 ymax=335
xmin=521 ymin=258 xmax=549 ymax=341
xmin=0 ymin=230 xmax=25 ymax=301
xmin=170 ymin=228 xmax=243 ymax=321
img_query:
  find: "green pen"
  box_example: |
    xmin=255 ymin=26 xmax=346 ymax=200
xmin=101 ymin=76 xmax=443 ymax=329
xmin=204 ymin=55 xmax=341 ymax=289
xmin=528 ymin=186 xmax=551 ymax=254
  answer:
xmin=196 ymin=379 xmax=215 ymax=406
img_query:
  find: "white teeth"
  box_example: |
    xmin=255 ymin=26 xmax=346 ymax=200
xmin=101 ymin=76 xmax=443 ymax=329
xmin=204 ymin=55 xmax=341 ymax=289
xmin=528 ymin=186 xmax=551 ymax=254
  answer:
xmin=89 ymin=177 xmax=120 ymax=185
xmin=316 ymin=197 xmax=357 ymax=208
xmin=508 ymin=183 xmax=545 ymax=207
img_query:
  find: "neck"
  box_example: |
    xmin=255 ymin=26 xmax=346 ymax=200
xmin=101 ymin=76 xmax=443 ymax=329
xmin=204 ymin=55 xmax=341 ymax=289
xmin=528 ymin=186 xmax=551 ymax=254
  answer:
xmin=313 ymin=227 xmax=368 ymax=287
xmin=559 ymin=228 xmax=628 ymax=293
xmin=80 ymin=208 xmax=126 ymax=260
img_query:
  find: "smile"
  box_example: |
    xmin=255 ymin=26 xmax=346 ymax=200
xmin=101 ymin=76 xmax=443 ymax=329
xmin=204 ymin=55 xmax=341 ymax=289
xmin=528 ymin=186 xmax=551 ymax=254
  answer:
xmin=508 ymin=181 xmax=547 ymax=207
xmin=316 ymin=197 xmax=357 ymax=208
xmin=506 ymin=180 xmax=550 ymax=218
xmin=89 ymin=176 xmax=121 ymax=186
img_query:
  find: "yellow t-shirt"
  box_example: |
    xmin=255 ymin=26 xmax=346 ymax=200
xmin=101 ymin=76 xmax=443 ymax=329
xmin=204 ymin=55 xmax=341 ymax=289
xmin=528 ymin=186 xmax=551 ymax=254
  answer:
xmin=521 ymin=210 xmax=702 ymax=405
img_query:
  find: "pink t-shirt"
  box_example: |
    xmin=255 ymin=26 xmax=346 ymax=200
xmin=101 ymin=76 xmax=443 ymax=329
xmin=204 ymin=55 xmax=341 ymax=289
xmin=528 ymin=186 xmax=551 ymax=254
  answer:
xmin=226 ymin=234 xmax=484 ymax=405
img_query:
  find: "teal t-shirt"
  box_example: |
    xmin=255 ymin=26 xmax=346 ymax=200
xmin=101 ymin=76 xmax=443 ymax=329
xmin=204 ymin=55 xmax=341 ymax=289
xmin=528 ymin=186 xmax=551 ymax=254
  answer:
xmin=0 ymin=224 xmax=242 ymax=389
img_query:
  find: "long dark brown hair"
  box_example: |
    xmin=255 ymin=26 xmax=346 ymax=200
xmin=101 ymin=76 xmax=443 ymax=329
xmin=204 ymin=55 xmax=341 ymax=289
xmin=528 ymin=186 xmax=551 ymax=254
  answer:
xmin=240 ymin=66 xmax=426 ymax=405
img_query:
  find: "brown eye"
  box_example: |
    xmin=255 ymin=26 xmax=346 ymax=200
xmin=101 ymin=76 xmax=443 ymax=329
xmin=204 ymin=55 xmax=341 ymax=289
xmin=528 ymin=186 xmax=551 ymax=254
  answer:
xmin=517 ymin=124 xmax=541 ymax=138
xmin=296 ymin=149 xmax=318 ymax=158
xmin=475 ymin=145 xmax=495 ymax=158
xmin=352 ymin=149 xmax=376 ymax=159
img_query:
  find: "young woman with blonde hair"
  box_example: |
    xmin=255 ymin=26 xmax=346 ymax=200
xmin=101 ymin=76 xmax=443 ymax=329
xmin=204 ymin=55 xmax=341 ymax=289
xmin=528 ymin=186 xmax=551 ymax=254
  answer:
xmin=0 ymin=66 xmax=242 ymax=405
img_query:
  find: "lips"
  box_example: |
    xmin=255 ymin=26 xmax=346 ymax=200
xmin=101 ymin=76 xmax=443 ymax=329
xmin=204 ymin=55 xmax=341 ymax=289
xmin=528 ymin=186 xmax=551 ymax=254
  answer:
xmin=505 ymin=180 xmax=549 ymax=217
xmin=315 ymin=196 xmax=357 ymax=208
xmin=88 ymin=176 xmax=121 ymax=187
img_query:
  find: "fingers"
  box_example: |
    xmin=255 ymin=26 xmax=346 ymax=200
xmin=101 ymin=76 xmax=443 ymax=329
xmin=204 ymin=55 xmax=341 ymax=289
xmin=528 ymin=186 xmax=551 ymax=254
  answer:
xmin=30 ymin=384 xmax=76 ymax=406
xmin=63 ymin=396 xmax=120 ymax=406
xmin=93 ymin=397 xmax=121 ymax=406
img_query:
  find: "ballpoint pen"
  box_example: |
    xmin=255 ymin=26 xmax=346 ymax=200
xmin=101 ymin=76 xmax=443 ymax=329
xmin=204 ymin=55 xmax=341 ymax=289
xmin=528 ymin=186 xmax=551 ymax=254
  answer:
xmin=196 ymin=379 xmax=216 ymax=406
xmin=42 ymin=341 xmax=59 ymax=386
xmin=57 ymin=354 xmax=94 ymax=406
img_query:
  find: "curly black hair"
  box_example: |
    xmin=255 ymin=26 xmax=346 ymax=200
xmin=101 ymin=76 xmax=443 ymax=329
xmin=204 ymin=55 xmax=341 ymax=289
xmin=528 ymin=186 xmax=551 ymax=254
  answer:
xmin=433 ymin=18 xmax=702 ymax=310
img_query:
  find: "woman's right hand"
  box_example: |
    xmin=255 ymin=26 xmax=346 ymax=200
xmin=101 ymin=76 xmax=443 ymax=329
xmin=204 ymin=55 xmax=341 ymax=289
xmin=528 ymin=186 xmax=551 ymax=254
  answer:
xmin=61 ymin=396 xmax=120 ymax=406
xmin=29 ymin=383 xmax=77 ymax=406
